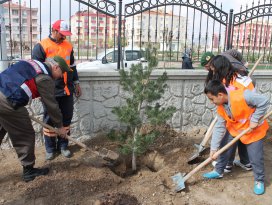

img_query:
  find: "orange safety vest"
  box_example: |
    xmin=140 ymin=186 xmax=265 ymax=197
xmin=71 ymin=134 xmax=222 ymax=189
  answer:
xmin=217 ymin=89 xmax=268 ymax=144
xmin=224 ymin=75 xmax=254 ymax=91
xmin=40 ymin=38 xmax=72 ymax=96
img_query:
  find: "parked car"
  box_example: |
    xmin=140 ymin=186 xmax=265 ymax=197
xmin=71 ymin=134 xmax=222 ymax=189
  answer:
xmin=77 ymin=47 xmax=147 ymax=71
xmin=7 ymin=55 xmax=20 ymax=61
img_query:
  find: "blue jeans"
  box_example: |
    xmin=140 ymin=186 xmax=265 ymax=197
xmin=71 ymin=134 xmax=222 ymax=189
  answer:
xmin=215 ymin=132 xmax=265 ymax=182
xmin=44 ymin=95 xmax=73 ymax=153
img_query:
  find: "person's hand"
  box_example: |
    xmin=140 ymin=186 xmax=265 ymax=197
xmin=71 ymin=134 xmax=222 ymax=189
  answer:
xmin=210 ymin=149 xmax=218 ymax=160
xmin=57 ymin=127 xmax=67 ymax=138
xmin=75 ymin=84 xmax=82 ymax=98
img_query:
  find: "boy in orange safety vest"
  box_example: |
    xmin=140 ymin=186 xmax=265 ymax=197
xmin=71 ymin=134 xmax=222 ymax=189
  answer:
xmin=203 ymin=80 xmax=269 ymax=195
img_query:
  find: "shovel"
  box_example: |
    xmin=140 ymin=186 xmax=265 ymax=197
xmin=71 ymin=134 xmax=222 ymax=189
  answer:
xmin=172 ymin=109 xmax=272 ymax=192
xmin=29 ymin=115 xmax=119 ymax=163
xmin=187 ymin=55 xmax=263 ymax=164
xmin=187 ymin=117 xmax=217 ymax=164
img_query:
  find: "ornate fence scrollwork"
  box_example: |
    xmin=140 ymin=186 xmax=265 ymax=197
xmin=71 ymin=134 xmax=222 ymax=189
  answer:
xmin=75 ymin=0 xmax=116 ymax=17
xmin=233 ymin=4 xmax=272 ymax=26
xmin=125 ymin=0 xmax=228 ymax=26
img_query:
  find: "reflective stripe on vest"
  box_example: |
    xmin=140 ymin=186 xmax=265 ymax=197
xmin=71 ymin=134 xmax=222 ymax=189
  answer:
xmin=20 ymin=60 xmax=46 ymax=99
xmin=40 ymin=38 xmax=72 ymax=96
xmin=217 ymin=89 xmax=268 ymax=144
xmin=20 ymin=83 xmax=32 ymax=99
xmin=33 ymin=60 xmax=49 ymax=74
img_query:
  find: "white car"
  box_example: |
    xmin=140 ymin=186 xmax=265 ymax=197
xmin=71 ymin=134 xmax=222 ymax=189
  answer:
xmin=77 ymin=47 xmax=147 ymax=71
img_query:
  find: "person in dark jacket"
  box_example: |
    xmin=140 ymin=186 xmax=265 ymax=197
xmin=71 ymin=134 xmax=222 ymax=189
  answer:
xmin=201 ymin=49 xmax=248 ymax=72
xmin=0 ymin=56 xmax=69 ymax=182
xmin=181 ymin=53 xmax=194 ymax=69
xmin=32 ymin=20 xmax=81 ymax=160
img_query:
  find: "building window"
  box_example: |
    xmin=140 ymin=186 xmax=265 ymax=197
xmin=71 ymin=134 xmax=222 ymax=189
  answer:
xmin=12 ymin=10 xmax=18 ymax=15
xmin=13 ymin=18 xmax=19 ymax=23
xmin=22 ymin=19 xmax=27 ymax=24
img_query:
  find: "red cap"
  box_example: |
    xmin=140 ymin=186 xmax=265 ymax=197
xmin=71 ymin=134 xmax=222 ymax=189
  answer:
xmin=52 ymin=20 xmax=72 ymax=36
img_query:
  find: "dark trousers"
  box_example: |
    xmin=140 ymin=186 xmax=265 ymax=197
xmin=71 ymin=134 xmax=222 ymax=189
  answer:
xmin=0 ymin=92 xmax=35 ymax=166
xmin=228 ymin=140 xmax=250 ymax=165
xmin=0 ymin=124 xmax=7 ymax=144
xmin=215 ymin=132 xmax=265 ymax=182
xmin=44 ymin=95 xmax=73 ymax=153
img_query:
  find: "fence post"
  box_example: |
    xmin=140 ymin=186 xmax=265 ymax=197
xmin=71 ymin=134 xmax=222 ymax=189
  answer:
xmin=117 ymin=0 xmax=122 ymax=70
xmin=227 ymin=9 xmax=233 ymax=50
xmin=0 ymin=3 xmax=8 ymax=71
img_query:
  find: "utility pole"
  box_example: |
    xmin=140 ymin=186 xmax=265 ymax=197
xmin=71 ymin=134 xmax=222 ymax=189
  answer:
xmin=0 ymin=1 xmax=8 ymax=71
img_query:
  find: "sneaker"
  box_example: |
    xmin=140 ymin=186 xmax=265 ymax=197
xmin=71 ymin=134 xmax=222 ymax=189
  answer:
xmin=23 ymin=166 xmax=49 ymax=182
xmin=61 ymin=149 xmax=71 ymax=158
xmin=224 ymin=164 xmax=233 ymax=173
xmin=254 ymin=181 xmax=265 ymax=195
xmin=212 ymin=161 xmax=232 ymax=173
xmin=233 ymin=160 xmax=252 ymax=171
xmin=203 ymin=170 xmax=223 ymax=179
xmin=45 ymin=152 xmax=54 ymax=160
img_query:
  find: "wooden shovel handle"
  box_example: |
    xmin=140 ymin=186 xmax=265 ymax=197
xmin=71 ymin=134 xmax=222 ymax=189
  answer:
xmin=200 ymin=116 xmax=217 ymax=147
xmin=29 ymin=115 xmax=91 ymax=151
xmin=183 ymin=109 xmax=272 ymax=182
xmin=248 ymin=55 xmax=263 ymax=77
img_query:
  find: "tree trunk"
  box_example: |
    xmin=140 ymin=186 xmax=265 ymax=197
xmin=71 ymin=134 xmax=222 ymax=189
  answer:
xmin=132 ymin=148 xmax=137 ymax=171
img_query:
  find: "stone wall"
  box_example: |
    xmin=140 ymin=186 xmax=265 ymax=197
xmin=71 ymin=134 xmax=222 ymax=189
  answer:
xmin=1 ymin=69 xmax=272 ymax=148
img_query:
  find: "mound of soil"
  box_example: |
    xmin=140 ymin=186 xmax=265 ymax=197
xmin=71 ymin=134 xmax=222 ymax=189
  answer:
xmin=0 ymin=128 xmax=271 ymax=205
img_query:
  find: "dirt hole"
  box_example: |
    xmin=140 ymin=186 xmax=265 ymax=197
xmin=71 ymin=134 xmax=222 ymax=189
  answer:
xmin=108 ymin=151 xmax=165 ymax=177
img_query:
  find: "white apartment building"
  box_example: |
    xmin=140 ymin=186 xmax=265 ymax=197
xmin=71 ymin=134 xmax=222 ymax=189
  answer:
xmin=3 ymin=2 xmax=38 ymax=51
xmin=125 ymin=9 xmax=186 ymax=51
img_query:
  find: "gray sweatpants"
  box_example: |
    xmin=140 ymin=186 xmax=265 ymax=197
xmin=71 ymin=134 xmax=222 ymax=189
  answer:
xmin=0 ymin=92 xmax=35 ymax=166
xmin=215 ymin=131 xmax=265 ymax=182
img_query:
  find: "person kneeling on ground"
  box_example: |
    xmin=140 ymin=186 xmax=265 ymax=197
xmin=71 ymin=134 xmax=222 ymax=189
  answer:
xmin=0 ymin=56 xmax=69 ymax=182
xmin=203 ymin=80 xmax=269 ymax=195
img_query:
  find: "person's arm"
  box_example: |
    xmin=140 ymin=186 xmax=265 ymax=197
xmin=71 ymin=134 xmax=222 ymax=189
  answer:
xmin=70 ymin=49 xmax=82 ymax=97
xmin=210 ymin=114 xmax=227 ymax=151
xmin=244 ymin=89 xmax=269 ymax=125
xmin=35 ymin=75 xmax=63 ymax=128
xmin=32 ymin=43 xmax=46 ymax=62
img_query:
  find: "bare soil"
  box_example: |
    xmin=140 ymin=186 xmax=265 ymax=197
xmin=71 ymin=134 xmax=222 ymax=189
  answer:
xmin=0 ymin=128 xmax=271 ymax=205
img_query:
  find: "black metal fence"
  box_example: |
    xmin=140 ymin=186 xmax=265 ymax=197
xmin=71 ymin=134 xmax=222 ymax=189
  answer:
xmin=1 ymin=0 xmax=272 ymax=69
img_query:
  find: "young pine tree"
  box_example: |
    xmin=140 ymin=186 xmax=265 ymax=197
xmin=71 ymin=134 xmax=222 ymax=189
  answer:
xmin=110 ymin=47 xmax=176 ymax=171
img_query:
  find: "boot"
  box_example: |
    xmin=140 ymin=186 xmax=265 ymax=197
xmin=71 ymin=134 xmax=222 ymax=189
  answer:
xmin=23 ymin=165 xmax=49 ymax=182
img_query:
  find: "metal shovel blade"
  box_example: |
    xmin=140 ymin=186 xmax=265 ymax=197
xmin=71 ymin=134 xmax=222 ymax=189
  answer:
xmin=171 ymin=172 xmax=186 ymax=192
xmin=187 ymin=144 xmax=210 ymax=165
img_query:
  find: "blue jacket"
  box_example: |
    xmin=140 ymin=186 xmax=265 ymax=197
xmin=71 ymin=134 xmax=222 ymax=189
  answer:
xmin=0 ymin=60 xmax=50 ymax=109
